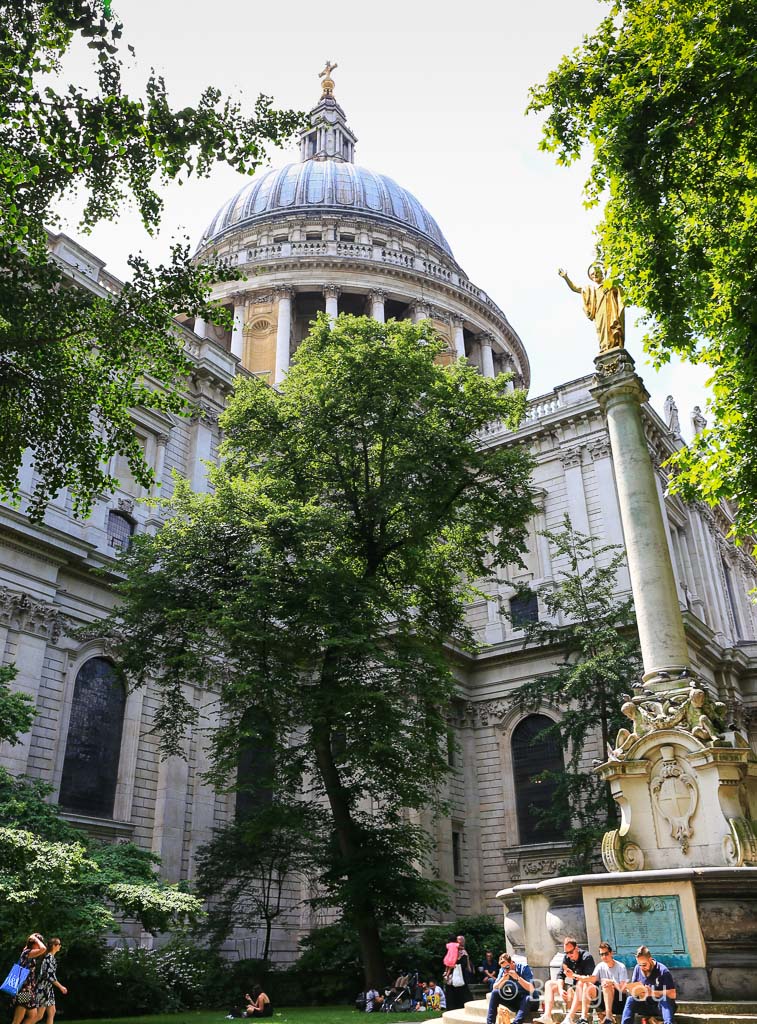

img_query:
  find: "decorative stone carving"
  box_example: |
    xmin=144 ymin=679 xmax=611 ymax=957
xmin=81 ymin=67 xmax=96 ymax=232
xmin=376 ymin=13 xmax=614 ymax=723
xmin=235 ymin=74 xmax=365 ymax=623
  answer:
xmin=191 ymin=400 xmax=220 ymax=427
xmin=664 ymin=395 xmax=682 ymax=435
xmin=601 ymin=829 xmax=645 ymax=872
xmin=0 ymin=587 xmax=65 ymax=643
xmin=559 ymin=446 xmax=584 ymax=469
xmin=322 ymin=284 xmax=341 ymax=299
xmin=608 ymin=681 xmax=725 ymax=761
xmin=722 ymin=817 xmax=757 ymax=867
xmin=465 ymin=699 xmax=508 ymax=726
xmin=588 ymin=439 xmax=612 ymax=461
xmin=691 ymin=405 xmax=707 ymax=435
xmin=650 ymin=745 xmax=698 ymax=852
xmin=117 ymin=497 xmax=135 ymax=515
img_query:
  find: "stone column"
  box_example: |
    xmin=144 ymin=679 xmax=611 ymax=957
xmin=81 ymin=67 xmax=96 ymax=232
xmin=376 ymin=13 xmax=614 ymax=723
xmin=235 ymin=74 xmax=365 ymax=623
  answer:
xmin=590 ymin=350 xmax=689 ymax=683
xmin=479 ymin=332 xmax=496 ymax=378
xmin=274 ymin=287 xmax=293 ymax=385
xmin=323 ymin=284 xmax=340 ymax=319
xmin=189 ymin=404 xmax=216 ymax=494
xmin=152 ymin=752 xmax=190 ymax=881
xmin=150 ymin=432 xmax=169 ymax=499
xmin=450 ymin=315 xmax=466 ymax=360
xmin=368 ymin=289 xmax=386 ymax=323
xmin=410 ymin=301 xmax=429 ymax=323
xmin=231 ymin=301 xmax=245 ymax=361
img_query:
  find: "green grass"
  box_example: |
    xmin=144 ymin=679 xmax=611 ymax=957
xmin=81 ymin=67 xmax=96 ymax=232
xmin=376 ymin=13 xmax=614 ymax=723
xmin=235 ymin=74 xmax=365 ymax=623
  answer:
xmin=62 ymin=1008 xmax=444 ymax=1024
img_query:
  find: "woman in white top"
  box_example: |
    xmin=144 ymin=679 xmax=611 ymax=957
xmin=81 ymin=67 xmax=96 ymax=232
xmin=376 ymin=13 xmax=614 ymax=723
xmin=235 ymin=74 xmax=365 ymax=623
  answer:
xmin=591 ymin=943 xmax=628 ymax=1024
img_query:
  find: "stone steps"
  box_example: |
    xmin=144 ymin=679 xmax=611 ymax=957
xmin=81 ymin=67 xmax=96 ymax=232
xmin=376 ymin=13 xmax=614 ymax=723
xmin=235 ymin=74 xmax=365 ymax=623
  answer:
xmin=439 ymin=997 xmax=757 ymax=1024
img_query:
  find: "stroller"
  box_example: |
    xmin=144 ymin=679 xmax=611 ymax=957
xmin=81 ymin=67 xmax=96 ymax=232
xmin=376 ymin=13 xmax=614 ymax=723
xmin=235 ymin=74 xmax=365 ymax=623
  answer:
xmin=381 ymin=970 xmax=417 ymax=1013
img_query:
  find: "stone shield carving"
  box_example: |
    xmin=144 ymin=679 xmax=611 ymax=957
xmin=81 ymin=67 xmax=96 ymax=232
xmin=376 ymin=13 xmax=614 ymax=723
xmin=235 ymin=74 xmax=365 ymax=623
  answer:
xmin=650 ymin=746 xmax=698 ymax=852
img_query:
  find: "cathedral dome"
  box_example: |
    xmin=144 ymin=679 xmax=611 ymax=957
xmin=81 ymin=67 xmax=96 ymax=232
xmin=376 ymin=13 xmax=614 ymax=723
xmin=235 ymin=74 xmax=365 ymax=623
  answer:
xmin=202 ymin=161 xmax=453 ymax=257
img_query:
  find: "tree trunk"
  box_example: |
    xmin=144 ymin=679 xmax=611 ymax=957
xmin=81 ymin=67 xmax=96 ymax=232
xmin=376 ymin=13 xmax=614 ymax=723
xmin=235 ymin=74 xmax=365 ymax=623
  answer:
xmin=311 ymin=714 xmax=387 ymax=987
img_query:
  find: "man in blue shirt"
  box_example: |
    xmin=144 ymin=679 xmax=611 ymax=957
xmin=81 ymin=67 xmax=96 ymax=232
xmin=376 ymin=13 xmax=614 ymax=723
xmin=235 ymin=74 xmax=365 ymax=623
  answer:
xmin=621 ymin=946 xmax=677 ymax=1024
xmin=486 ymin=953 xmax=535 ymax=1024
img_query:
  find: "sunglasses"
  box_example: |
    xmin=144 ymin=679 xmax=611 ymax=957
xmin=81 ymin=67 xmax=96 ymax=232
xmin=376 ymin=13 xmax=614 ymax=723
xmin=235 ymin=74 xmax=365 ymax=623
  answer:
xmin=599 ymin=952 xmax=612 ymax=957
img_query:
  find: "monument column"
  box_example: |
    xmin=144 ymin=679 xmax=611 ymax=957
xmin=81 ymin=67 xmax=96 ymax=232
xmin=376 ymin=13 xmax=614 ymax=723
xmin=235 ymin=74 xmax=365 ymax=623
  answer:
xmin=590 ymin=349 xmax=690 ymax=684
xmin=274 ymin=287 xmax=293 ymax=385
xmin=323 ymin=284 xmax=340 ymax=318
xmin=368 ymin=289 xmax=386 ymax=323
xmin=450 ymin=315 xmax=466 ymax=359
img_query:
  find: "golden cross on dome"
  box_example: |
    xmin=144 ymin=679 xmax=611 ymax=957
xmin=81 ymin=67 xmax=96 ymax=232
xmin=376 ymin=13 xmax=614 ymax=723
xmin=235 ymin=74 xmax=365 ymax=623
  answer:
xmin=319 ymin=60 xmax=338 ymax=97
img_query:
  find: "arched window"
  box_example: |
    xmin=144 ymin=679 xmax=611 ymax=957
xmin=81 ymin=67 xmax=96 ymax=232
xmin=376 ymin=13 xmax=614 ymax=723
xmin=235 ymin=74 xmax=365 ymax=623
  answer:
xmin=107 ymin=510 xmax=134 ymax=550
xmin=59 ymin=657 xmax=126 ymax=818
xmin=511 ymin=714 xmax=564 ymax=845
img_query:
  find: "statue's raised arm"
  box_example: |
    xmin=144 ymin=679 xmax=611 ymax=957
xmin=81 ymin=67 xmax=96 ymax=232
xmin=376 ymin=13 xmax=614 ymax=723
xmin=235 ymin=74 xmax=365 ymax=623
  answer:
xmin=558 ymin=268 xmax=581 ymax=294
xmin=560 ymin=263 xmax=625 ymax=353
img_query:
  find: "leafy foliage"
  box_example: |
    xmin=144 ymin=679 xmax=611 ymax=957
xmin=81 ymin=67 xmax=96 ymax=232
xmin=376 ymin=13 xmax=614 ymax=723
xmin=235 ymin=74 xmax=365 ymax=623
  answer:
xmin=512 ymin=519 xmax=642 ymax=869
xmin=0 ymin=0 xmax=305 ymax=518
xmin=0 ymin=766 xmax=204 ymax=947
xmin=98 ymin=314 xmax=535 ymax=982
xmin=0 ymin=665 xmax=35 ymax=744
xmin=196 ymin=802 xmax=319 ymax=961
xmin=529 ymin=0 xmax=757 ymax=542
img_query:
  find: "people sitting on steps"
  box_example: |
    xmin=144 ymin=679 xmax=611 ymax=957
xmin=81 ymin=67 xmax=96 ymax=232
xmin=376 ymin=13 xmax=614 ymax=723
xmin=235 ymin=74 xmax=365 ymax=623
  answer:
xmin=621 ymin=946 xmax=676 ymax=1024
xmin=486 ymin=952 xmax=535 ymax=1024
xmin=535 ymin=935 xmax=596 ymax=1024
xmin=589 ymin=941 xmax=629 ymax=1024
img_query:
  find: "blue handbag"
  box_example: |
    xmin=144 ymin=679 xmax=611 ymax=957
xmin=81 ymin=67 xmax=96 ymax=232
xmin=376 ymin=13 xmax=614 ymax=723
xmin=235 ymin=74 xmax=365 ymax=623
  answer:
xmin=0 ymin=962 xmax=30 ymax=998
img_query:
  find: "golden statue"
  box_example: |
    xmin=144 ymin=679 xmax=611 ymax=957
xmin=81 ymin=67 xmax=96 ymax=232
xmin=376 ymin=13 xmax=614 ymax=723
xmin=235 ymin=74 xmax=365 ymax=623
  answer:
xmin=559 ymin=264 xmax=625 ymax=352
xmin=319 ymin=60 xmax=338 ymax=97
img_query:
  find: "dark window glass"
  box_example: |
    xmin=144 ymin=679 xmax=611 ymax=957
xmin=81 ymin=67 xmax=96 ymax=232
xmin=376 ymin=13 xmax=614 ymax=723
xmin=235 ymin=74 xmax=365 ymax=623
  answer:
xmin=59 ymin=658 xmax=125 ymax=818
xmin=235 ymin=713 xmax=274 ymax=821
xmin=452 ymin=829 xmax=463 ymax=877
xmin=510 ymin=590 xmax=539 ymax=628
xmin=107 ymin=510 xmax=134 ymax=550
xmin=511 ymin=714 xmax=563 ymax=844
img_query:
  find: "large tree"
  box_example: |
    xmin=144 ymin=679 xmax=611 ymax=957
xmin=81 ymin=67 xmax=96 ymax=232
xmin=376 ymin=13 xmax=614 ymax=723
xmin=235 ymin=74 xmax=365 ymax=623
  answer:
xmin=513 ymin=520 xmax=642 ymax=870
xmin=0 ymin=0 xmax=304 ymax=518
xmin=98 ymin=314 xmax=535 ymax=983
xmin=529 ymin=0 xmax=757 ymax=542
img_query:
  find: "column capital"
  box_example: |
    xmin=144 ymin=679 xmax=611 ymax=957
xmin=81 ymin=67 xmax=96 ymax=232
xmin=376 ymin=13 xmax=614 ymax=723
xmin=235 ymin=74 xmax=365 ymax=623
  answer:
xmin=273 ymin=285 xmax=294 ymax=300
xmin=409 ymin=301 xmax=429 ymax=320
xmin=156 ymin=432 xmax=170 ymax=447
xmin=590 ymin=348 xmax=649 ymax=410
xmin=475 ymin=330 xmax=495 ymax=347
xmin=450 ymin=314 xmax=464 ymax=329
xmin=367 ymin=288 xmax=387 ymax=302
xmin=322 ymin=284 xmax=341 ymax=299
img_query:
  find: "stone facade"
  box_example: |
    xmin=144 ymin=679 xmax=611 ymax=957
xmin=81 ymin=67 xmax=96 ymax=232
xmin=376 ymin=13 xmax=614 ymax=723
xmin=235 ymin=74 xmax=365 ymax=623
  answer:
xmin=2 ymin=89 xmax=756 ymax=964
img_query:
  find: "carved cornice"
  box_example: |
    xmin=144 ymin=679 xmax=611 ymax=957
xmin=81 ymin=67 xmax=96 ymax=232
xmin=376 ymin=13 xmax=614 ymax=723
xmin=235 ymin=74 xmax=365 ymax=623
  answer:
xmin=0 ymin=587 xmax=65 ymax=643
xmin=191 ymin=400 xmax=221 ymax=427
xmin=559 ymin=445 xmax=584 ymax=469
xmin=588 ymin=438 xmax=612 ymax=461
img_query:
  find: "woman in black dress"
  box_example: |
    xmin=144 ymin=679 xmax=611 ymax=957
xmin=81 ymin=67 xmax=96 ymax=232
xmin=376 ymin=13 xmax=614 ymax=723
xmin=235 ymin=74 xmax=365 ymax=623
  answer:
xmin=11 ymin=933 xmax=47 ymax=1024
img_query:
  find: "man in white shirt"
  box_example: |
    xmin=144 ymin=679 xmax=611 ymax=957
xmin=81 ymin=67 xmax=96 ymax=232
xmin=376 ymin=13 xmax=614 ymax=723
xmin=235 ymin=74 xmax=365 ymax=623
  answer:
xmin=590 ymin=943 xmax=628 ymax=1024
xmin=425 ymin=979 xmax=447 ymax=1011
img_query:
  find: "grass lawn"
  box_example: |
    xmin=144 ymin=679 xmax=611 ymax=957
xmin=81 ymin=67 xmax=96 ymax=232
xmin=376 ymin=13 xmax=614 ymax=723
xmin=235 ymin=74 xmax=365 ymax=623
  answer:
xmin=63 ymin=1008 xmax=444 ymax=1024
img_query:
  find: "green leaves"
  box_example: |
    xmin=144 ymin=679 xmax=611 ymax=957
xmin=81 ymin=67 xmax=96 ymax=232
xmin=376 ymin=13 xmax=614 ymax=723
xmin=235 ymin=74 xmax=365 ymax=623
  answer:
xmin=530 ymin=0 xmax=757 ymax=543
xmin=100 ymin=315 xmax=534 ymax=971
xmin=0 ymin=1 xmax=306 ymax=517
xmin=0 ymin=770 xmax=203 ymax=946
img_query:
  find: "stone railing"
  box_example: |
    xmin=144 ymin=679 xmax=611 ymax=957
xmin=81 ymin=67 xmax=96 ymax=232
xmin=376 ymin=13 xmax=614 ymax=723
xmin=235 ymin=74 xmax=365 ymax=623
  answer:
xmin=236 ymin=240 xmax=515 ymax=334
xmin=479 ymin=391 xmax=565 ymax=441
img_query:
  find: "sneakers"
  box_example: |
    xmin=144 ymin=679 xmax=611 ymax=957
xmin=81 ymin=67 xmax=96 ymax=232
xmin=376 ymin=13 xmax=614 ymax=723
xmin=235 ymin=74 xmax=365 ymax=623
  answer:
xmin=534 ymin=1017 xmax=554 ymax=1024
